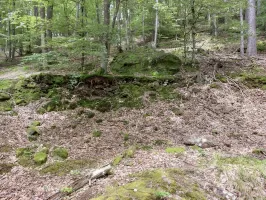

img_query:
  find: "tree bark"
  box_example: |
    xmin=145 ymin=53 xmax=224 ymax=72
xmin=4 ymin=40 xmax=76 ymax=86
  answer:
xmin=191 ymin=0 xmax=196 ymax=63
xmin=47 ymin=2 xmax=54 ymax=41
xmin=101 ymin=0 xmax=110 ymax=73
xmin=240 ymin=7 xmax=245 ymax=56
xmin=81 ymin=0 xmax=85 ymax=70
xmin=247 ymin=0 xmax=257 ymax=56
xmin=153 ymin=0 xmax=159 ymax=48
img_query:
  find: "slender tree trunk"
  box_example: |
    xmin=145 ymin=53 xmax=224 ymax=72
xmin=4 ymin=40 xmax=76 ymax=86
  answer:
xmin=47 ymin=1 xmax=54 ymax=44
xmin=142 ymin=6 xmax=145 ymax=42
xmin=240 ymin=7 xmax=245 ymax=56
xmin=11 ymin=0 xmax=16 ymax=60
xmin=111 ymin=0 xmax=121 ymax=30
xmin=8 ymin=14 xmax=12 ymax=61
xmin=101 ymin=0 xmax=110 ymax=73
xmin=153 ymin=0 xmax=159 ymax=48
xmin=247 ymin=0 xmax=257 ymax=56
xmin=75 ymin=2 xmax=80 ymax=35
xmin=211 ymin=14 xmax=218 ymax=36
xmin=81 ymin=0 xmax=85 ymax=70
xmin=191 ymin=0 xmax=196 ymax=63
xmin=40 ymin=5 xmax=47 ymax=66
xmin=95 ymin=0 xmax=101 ymax=24
xmin=124 ymin=1 xmax=129 ymax=50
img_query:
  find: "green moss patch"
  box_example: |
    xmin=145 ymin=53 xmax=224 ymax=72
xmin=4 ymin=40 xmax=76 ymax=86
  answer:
xmin=16 ymin=147 xmax=35 ymax=167
xmin=112 ymin=155 xmax=123 ymax=166
xmin=165 ymin=147 xmax=186 ymax=154
xmin=34 ymin=152 xmax=48 ymax=165
xmin=92 ymin=130 xmax=102 ymax=137
xmin=91 ymin=169 xmax=206 ymax=200
xmin=53 ymin=147 xmax=68 ymax=159
xmin=40 ymin=160 xmax=95 ymax=176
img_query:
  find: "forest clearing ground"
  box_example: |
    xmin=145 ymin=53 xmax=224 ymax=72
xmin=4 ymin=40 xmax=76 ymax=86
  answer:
xmin=1 ymin=54 xmax=266 ymax=199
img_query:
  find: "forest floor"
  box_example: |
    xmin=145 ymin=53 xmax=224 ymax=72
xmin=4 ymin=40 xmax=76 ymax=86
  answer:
xmin=1 ymin=49 xmax=266 ymax=200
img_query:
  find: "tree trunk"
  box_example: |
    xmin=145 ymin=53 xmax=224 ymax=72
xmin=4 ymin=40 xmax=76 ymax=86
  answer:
xmin=191 ymin=0 xmax=196 ymax=63
xmin=211 ymin=14 xmax=217 ymax=36
xmin=240 ymin=7 xmax=245 ymax=56
xmin=101 ymin=0 xmax=110 ymax=73
xmin=47 ymin=2 xmax=53 ymax=42
xmin=40 ymin=5 xmax=47 ymax=66
xmin=95 ymin=0 xmax=101 ymax=24
xmin=153 ymin=0 xmax=159 ymax=48
xmin=81 ymin=0 xmax=85 ymax=70
xmin=11 ymin=0 xmax=16 ymax=60
xmin=247 ymin=0 xmax=257 ymax=56
xmin=142 ymin=6 xmax=145 ymax=42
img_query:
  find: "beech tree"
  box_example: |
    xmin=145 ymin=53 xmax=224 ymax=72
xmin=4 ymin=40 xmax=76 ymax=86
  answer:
xmin=247 ymin=0 xmax=257 ymax=56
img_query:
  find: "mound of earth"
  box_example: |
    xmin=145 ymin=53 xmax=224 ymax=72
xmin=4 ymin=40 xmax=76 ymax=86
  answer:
xmin=110 ymin=47 xmax=182 ymax=76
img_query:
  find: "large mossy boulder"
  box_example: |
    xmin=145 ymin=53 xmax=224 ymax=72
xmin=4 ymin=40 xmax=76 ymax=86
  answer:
xmin=110 ymin=47 xmax=182 ymax=76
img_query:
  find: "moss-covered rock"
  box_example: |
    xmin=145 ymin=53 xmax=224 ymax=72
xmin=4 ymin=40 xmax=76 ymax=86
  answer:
xmin=111 ymin=47 xmax=182 ymax=76
xmin=85 ymin=111 xmax=95 ymax=118
xmin=53 ymin=147 xmax=68 ymax=159
xmin=27 ymin=126 xmax=40 ymax=141
xmin=34 ymin=152 xmax=48 ymax=165
xmin=16 ymin=147 xmax=35 ymax=167
xmin=0 ymin=93 xmax=10 ymax=101
xmin=91 ymin=169 xmax=206 ymax=200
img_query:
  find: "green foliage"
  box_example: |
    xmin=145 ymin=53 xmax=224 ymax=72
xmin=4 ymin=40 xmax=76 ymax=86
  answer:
xmin=111 ymin=48 xmax=182 ymax=76
xmin=22 ymin=51 xmax=59 ymax=65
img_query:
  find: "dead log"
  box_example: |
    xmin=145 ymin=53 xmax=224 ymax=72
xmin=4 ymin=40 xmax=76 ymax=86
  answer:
xmin=46 ymin=164 xmax=112 ymax=200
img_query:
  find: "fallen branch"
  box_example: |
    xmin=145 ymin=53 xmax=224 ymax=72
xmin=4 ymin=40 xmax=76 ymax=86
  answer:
xmin=46 ymin=164 xmax=112 ymax=200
